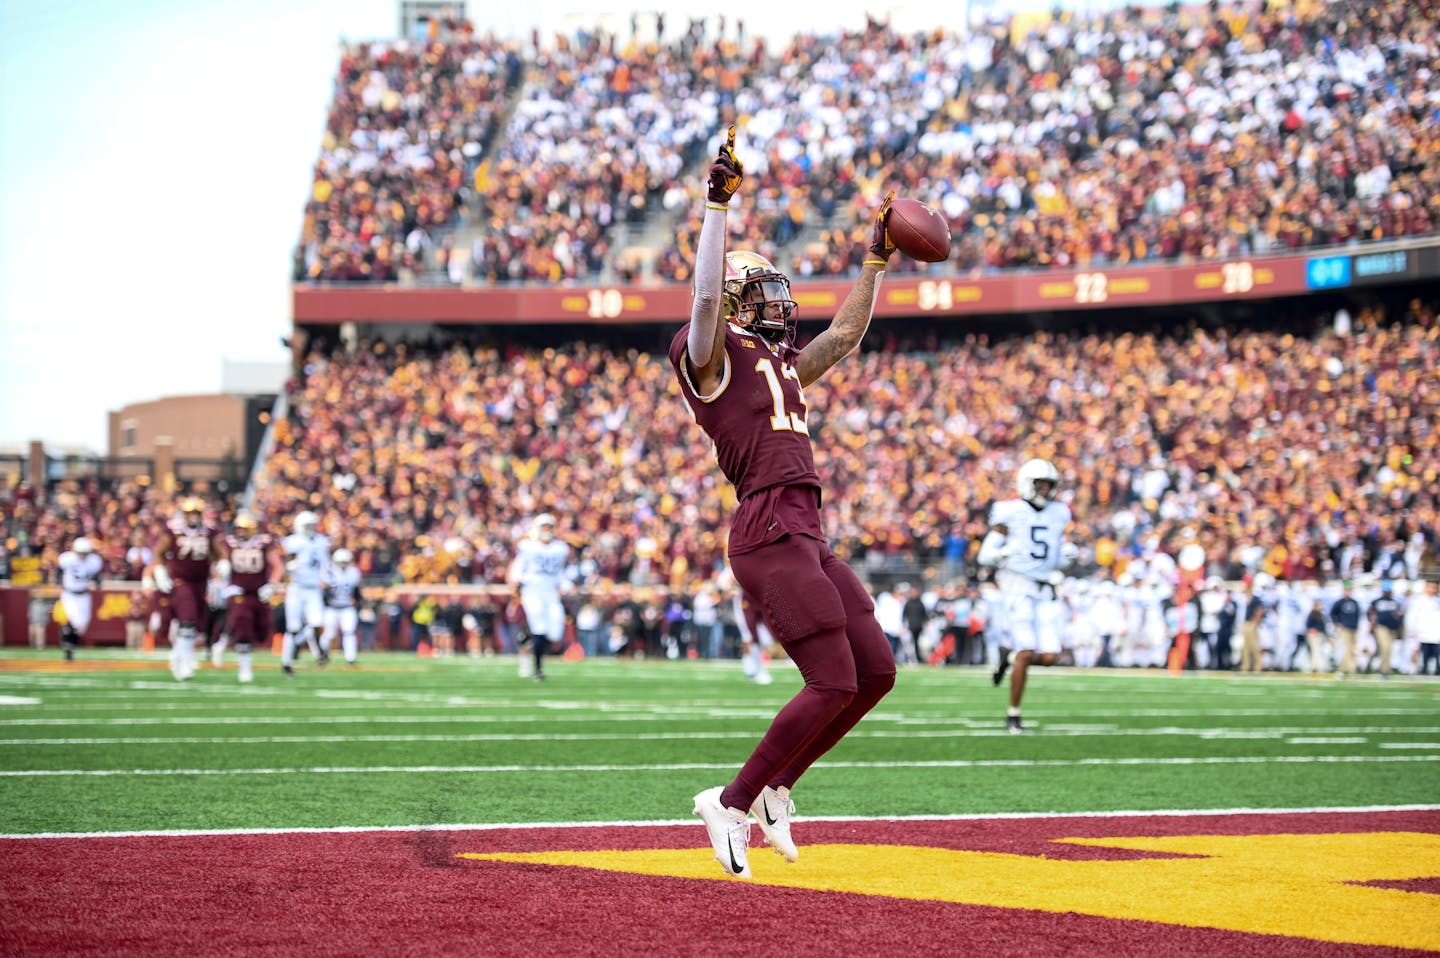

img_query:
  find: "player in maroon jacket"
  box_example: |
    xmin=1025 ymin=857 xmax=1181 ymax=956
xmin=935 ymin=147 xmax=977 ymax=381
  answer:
xmin=674 ymin=127 xmax=898 ymax=878
xmin=152 ymin=496 xmax=229 ymax=681
xmin=221 ymin=512 xmax=282 ymax=683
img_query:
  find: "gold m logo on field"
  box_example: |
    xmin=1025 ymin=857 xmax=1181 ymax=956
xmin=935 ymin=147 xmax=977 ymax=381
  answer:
xmin=464 ymin=832 xmax=1440 ymax=950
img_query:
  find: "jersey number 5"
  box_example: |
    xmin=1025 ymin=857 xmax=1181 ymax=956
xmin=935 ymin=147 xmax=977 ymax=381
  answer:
xmin=1030 ymin=526 xmax=1049 ymax=560
xmin=756 ymin=359 xmax=809 ymax=434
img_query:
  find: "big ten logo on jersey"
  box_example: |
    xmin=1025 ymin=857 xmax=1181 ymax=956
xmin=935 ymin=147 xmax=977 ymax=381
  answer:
xmin=754 ymin=358 xmax=808 ymax=434
xmin=231 ymin=546 xmax=266 ymax=576
xmin=177 ymin=533 xmax=210 ymax=560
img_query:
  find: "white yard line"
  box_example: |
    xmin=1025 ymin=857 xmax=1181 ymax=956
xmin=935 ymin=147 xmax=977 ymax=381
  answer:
xmin=2 ymin=726 xmax=1439 ymax=746
xmin=1 ymin=753 xmax=1436 ymax=778
xmin=2 ymin=803 xmax=1436 ymax=841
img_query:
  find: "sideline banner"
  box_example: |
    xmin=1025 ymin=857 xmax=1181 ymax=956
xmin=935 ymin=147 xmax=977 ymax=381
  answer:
xmin=1 ymin=585 xmax=145 ymax=647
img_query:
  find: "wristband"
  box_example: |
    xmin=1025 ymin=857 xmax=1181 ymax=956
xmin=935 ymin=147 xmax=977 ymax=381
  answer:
xmin=706 ymin=202 xmax=729 ymax=211
xmin=862 ymin=258 xmax=887 ymax=267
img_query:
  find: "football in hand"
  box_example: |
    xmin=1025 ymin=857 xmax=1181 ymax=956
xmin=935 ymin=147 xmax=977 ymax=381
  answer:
xmin=886 ymin=198 xmax=951 ymax=263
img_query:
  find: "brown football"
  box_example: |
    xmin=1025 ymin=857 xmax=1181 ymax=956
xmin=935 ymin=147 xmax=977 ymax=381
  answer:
xmin=886 ymin=197 xmax=951 ymax=263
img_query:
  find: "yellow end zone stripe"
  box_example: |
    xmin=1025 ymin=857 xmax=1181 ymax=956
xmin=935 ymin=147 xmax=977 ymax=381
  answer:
xmin=463 ymin=832 xmax=1440 ymax=951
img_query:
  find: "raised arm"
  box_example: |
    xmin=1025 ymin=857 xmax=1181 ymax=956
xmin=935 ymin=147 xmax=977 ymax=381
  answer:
xmin=795 ymin=192 xmax=895 ymax=387
xmin=687 ymin=126 xmax=744 ymax=381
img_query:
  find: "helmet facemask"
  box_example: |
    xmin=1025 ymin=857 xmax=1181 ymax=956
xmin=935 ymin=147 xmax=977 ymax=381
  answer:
xmin=1016 ymin=458 xmax=1061 ymax=507
xmin=723 ymin=253 xmax=798 ymax=348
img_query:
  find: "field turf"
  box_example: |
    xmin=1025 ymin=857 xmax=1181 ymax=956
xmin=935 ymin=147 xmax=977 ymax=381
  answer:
xmin=2 ymin=650 xmax=1437 ymax=833
xmin=2 ymin=651 xmax=1437 ymax=955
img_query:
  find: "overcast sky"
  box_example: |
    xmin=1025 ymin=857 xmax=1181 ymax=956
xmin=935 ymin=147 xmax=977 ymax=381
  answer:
xmin=0 ymin=0 xmax=1020 ymax=453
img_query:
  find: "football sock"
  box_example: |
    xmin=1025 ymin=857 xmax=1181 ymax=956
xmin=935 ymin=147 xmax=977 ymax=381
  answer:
xmin=1008 ymin=706 xmax=1021 ymax=718
xmin=281 ymin=633 xmax=297 ymax=667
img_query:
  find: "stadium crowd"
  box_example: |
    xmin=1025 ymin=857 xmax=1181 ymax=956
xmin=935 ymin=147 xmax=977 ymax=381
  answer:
xmin=292 ymin=1 xmax=1440 ymax=286
xmin=240 ymin=298 xmax=1438 ymax=592
xmin=5 ymin=301 xmax=1436 ymax=601
xmin=293 ymin=28 xmax=524 ymax=282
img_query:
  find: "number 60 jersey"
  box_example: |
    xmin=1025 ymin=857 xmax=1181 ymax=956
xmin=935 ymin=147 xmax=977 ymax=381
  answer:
xmin=990 ymin=497 xmax=1073 ymax=580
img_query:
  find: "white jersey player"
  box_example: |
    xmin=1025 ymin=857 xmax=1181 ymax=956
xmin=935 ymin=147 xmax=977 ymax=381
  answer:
xmin=320 ymin=548 xmax=363 ymax=665
xmin=57 ymin=537 xmax=104 ymax=661
xmin=508 ymin=514 xmax=571 ymax=680
xmin=977 ymin=458 xmax=1076 ymax=733
xmin=281 ymin=511 xmax=331 ymax=674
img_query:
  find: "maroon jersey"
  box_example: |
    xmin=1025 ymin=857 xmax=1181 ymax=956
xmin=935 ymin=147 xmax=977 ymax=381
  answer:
xmin=161 ymin=517 xmax=220 ymax=583
xmin=226 ymin=533 xmax=276 ymax=594
xmin=670 ymin=323 xmax=824 ymax=555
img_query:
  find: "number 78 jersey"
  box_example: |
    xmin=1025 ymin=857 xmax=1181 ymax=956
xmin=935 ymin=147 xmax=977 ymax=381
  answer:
xmin=990 ymin=497 xmax=1072 ymax=579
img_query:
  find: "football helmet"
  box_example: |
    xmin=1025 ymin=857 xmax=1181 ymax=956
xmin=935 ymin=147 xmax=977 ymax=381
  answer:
xmin=1016 ymin=458 xmax=1060 ymax=506
xmin=73 ymin=537 xmax=94 ymax=554
xmin=723 ymin=251 xmax=798 ymax=347
xmin=179 ymin=496 xmax=205 ymax=517
xmin=332 ymin=548 xmax=353 ymax=566
xmin=293 ymin=511 xmax=319 ymax=537
xmin=233 ymin=512 xmax=258 ymax=533
xmin=532 ymin=513 xmax=557 ymax=541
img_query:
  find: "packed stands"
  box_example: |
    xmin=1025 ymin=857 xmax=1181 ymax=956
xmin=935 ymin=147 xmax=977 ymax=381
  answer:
xmin=292 ymin=1 xmax=1440 ymax=286
xmin=469 ymin=29 xmax=752 ymax=283
xmin=232 ymin=298 xmax=1439 ymax=590
xmin=293 ymin=29 xmax=524 ymax=282
xmin=10 ymin=304 xmax=1432 ymax=590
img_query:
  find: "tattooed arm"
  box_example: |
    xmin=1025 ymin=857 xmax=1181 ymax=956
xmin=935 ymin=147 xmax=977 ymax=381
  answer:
xmin=794 ymin=193 xmax=894 ymax=388
xmin=794 ymin=261 xmax=887 ymax=388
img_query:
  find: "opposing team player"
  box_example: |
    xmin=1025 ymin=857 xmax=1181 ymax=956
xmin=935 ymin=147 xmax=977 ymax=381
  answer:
xmin=320 ymin=548 xmax=363 ymax=666
xmin=153 ymin=496 xmax=228 ymax=681
xmin=674 ymin=128 xmax=897 ymax=878
xmin=57 ymin=536 xmax=103 ymax=662
xmin=978 ymin=458 xmax=1077 ymax=733
xmin=507 ymin=514 xmax=570 ymax=681
xmin=281 ymin=510 xmax=329 ymax=675
xmin=222 ymin=512 xmax=282 ymax=683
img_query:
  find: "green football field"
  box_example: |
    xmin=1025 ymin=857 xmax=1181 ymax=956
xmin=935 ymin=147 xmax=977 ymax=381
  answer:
xmin=1 ymin=650 xmax=1437 ymax=836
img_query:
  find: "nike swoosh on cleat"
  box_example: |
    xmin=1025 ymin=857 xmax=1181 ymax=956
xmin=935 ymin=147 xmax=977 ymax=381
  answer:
xmin=762 ymin=797 xmax=778 ymax=826
xmin=728 ymin=838 xmax=745 ymax=875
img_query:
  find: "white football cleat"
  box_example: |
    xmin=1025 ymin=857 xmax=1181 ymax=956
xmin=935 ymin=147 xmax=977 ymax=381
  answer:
xmin=692 ymin=786 xmax=751 ymax=878
xmin=750 ymin=785 xmax=798 ymax=862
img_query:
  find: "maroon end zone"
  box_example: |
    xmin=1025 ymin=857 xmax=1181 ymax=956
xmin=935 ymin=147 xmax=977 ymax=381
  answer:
xmin=2 ymin=809 xmax=1437 ymax=957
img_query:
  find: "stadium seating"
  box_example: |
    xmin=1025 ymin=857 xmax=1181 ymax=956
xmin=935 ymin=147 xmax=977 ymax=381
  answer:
xmin=294 ymin=31 xmax=524 ymax=282
xmin=235 ymin=300 xmax=1440 ymax=587
xmin=293 ymin=3 xmax=1440 ymax=285
xmin=11 ymin=303 xmax=1432 ymax=589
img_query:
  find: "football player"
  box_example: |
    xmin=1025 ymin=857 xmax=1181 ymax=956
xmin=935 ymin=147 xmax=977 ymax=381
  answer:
xmin=281 ymin=510 xmax=330 ymax=675
xmin=223 ymin=512 xmax=282 ymax=683
xmin=153 ymin=496 xmax=229 ymax=681
xmin=507 ymin=514 xmax=571 ymax=681
xmin=56 ymin=536 xmax=103 ymax=662
xmin=977 ymin=458 xmax=1077 ymax=733
xmin=675 ymin=126 xmax=897 ymax=879
xmin=320 ymin=548 xmax=363 ymax=666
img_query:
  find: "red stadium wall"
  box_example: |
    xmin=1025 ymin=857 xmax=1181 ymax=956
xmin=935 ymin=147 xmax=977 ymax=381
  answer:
xmin=0 ymin=586 xmax=142 ymax=647
xmin=294 ymin=240 xmax=1440 ymax=325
